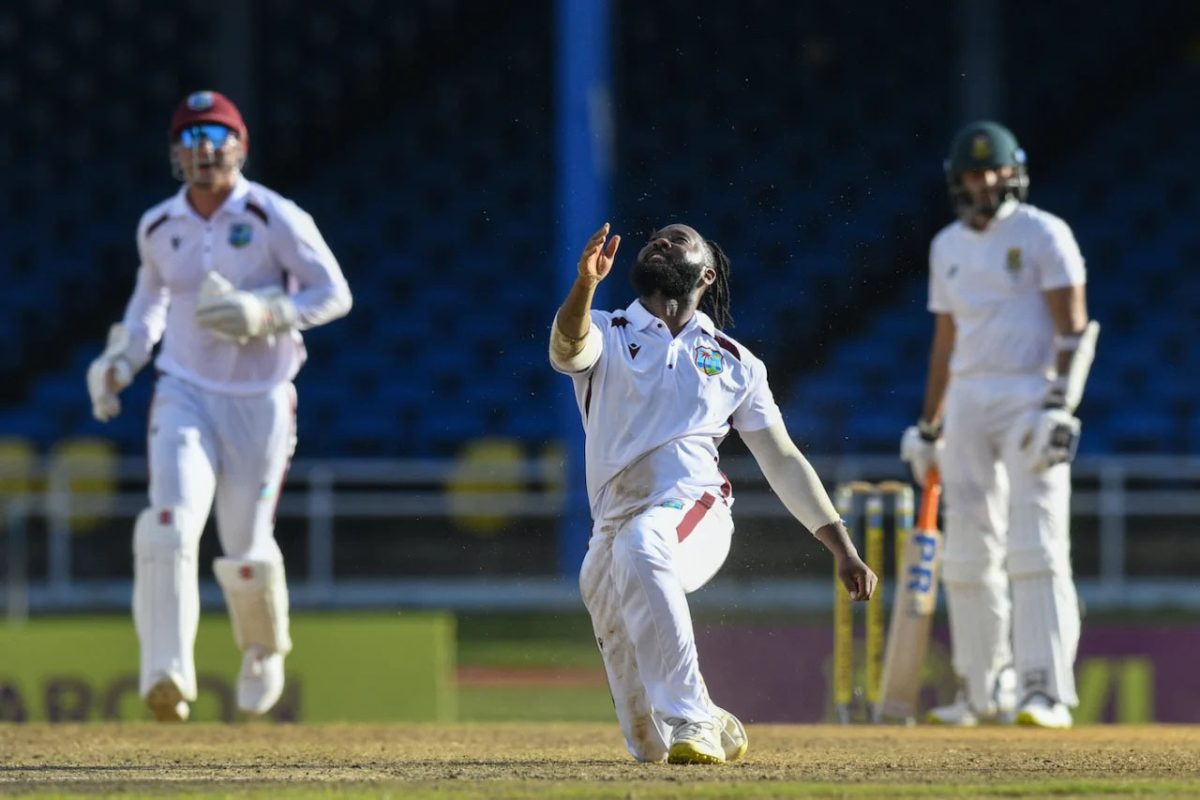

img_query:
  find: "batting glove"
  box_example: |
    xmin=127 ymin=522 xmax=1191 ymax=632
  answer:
xmin=900 ymin=420 xmax=943 ymax=487
xmin=1022 ymin=408 xmax=1081 ymax=472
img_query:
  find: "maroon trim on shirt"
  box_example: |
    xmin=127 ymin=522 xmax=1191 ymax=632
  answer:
xmin=144 ymin=213 xmax=169 ymax=239
xmin=677 ymin=492 xmax=716 ymax=543
xmin=245 ymin=201 xmax=269 ymax=226
xmin=718 ymin=470 xmax=732 ymax=499
xmin=713 ymin=334 xmax=741 ymax=362
xmin=611 ymin=316 xmax=629 ymax=328
xmin=583 ymin=372 xmax=594 ymax=421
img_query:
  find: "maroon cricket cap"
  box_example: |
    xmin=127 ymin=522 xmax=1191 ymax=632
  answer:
xmin=169 ymin=90 xmax=249 ymax=150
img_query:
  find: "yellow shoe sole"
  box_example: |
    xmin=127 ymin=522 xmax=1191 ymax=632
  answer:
xmin=667 ymin=742 xmax=726 ymax=765
xmin=925 ymin=711 xmax=979 ymax=726
xmin=1016 ymin=710 xmax=1072 ymax=729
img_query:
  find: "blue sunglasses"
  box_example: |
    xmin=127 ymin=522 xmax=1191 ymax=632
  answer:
xmin=178 ymin=124 xmax=236 ymax=148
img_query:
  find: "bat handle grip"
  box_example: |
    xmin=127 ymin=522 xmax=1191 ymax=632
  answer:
xmin=917 ymin=466 xmax=941 ymax=531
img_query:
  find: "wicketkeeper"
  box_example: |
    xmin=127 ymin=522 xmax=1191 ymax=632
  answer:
xmin=86 ymin=90 xmax=352 ymax=721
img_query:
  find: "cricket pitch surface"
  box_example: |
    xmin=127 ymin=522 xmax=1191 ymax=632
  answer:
xmin=3 ymin=723 xmax=1198 ymax=798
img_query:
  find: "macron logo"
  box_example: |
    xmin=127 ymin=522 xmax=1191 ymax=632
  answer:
xmin=628 ymin=343 xmax=641 ymax=360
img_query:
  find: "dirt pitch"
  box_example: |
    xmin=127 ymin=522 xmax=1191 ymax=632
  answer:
xmin=2 ymin=723 xmax=1199 ymax=799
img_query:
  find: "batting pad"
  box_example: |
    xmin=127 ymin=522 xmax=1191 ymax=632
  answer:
xmin=213 ymin=557 xmax=293 ymax=655
xmin=133 ymin=507 xmax=202 ymax=699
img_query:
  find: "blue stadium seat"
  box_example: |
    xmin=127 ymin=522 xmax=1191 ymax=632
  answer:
xmin=5 ymin=0 xmax=1195 ymax=459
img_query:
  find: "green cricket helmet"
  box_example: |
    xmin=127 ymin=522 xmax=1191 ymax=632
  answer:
xmin=944 ymin=120 xmax=1029 ymax=223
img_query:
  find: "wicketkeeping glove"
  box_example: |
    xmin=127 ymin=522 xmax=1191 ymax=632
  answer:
xmin=195 ymin=272 xmax=297 ymax=343
xmin=86 ymin=324 xmax=135 ymax=422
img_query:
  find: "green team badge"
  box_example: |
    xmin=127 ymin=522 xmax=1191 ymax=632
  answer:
xmin=1005 ymin=247 xmax=1023 ymax=278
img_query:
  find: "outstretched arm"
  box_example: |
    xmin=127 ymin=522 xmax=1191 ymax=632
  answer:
xmin=550 ymin=223 xmax=620 ymax=372
xmin=741 ymin=421 xmax=878 ymax=601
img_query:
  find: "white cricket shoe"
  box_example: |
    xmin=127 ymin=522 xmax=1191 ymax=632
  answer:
xmin=667 ymin=719 xmax=725 ymax=765
xmin=927 ymin=667 xmax=1017 ymax=726
xmin=1016 ymin=693 xmax=1073 ymax=729
xmin=926 ymin=692 xmax=984 ymax=726
xmin=145 ymin=678 xmax=189 ymax=722
xmin=712 ymin=706 xmax=748 ymax=761
xmin=926 ymin=692 xmax=1017 ymax=726
xmin=237 ymin=647 xmax=285 ymax=715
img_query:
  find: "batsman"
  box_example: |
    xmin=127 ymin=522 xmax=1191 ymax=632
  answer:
xmin=901 ymin=121 xmax=1098 ymax=728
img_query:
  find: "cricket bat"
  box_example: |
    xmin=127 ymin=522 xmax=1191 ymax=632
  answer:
xmin=877 ymin=467 xmax=943 ymax=722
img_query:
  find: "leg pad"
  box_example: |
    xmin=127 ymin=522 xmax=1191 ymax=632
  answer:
xmin=213 ymin=558 xmax=292 ymax=655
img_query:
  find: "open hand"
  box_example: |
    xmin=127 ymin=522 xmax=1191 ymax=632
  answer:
xmin=578 ymin=223 xmax=620 ymax=285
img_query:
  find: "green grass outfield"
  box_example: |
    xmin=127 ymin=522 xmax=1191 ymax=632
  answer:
xmin=457 ymin=611 xmax=613 ymax=721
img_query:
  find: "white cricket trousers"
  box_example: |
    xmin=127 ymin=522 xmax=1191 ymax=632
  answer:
xmin=939 ymin=373 xmax=1080 ymax=711
xmin=136 ymin=372 xmax=296 ymax=697
xmin=149 ymin=373 xmax=296 ymax=562
xmin=579 ymin=494 xmax=732 ymax=763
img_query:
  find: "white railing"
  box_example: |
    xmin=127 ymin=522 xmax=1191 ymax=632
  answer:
xmin=4 ymin=454 xmax=1200 ymax=620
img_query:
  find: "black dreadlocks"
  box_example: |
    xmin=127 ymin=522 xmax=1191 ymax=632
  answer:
xmin=702 ymin=240 xmax=733 ymax=330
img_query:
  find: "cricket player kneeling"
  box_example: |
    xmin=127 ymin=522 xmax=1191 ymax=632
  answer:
xmin=554 ymin=222 xmax=876 ymax=764
xmin=213 ymin=558 xmax=293 ymax=714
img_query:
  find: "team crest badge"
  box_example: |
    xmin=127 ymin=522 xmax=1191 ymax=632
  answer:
xmin=694 ymin=345 xmax=724 ymax=376
xmin=228 ymin=223 xmax=253 ymax=248
xmin=186 ymin=91 xmax=215 ymax=111
xmin=971 ymin=133 xmax=992 ymax=159
xmin=1005 ymin=247 xmax=1023 ymax=277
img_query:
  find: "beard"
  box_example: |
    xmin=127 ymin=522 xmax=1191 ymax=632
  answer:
xmin=630 ymin=254 xmax=704 ymax=300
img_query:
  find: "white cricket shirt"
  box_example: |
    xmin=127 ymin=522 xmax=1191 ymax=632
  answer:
xmin=929 ymin=203 xmax=1086 ymax=379
xmin=553 ymin=300 xmax=783 ymax=522
xmin=122 ymin=175 xmax=352 ymax=395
